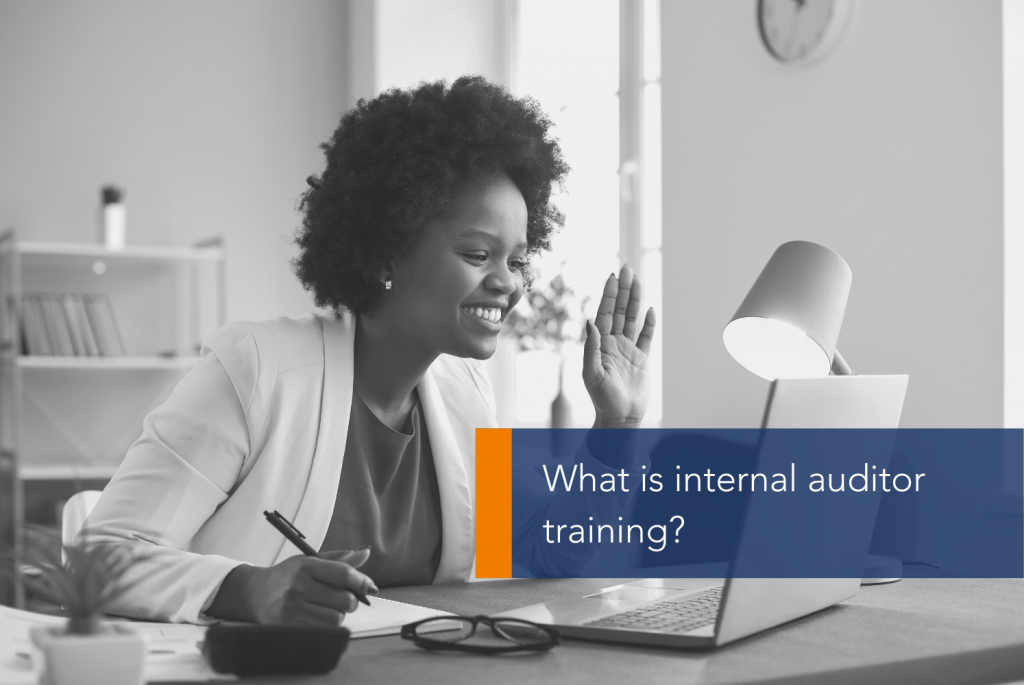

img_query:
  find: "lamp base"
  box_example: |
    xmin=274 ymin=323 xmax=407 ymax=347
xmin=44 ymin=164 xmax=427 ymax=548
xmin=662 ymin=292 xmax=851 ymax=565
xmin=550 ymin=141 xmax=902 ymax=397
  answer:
xmin=861 ymin=554 xmax=902 ymax=585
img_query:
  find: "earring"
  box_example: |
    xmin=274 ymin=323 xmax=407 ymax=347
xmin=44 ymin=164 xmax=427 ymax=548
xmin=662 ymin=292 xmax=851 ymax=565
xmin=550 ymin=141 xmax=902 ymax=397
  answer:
xmin=385 ymin=279 xmax=392 ymax=290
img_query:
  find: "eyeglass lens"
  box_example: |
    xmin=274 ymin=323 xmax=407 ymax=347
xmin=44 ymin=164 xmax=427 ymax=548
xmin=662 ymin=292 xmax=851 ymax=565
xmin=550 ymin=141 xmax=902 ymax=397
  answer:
xmin=414 ymin=618 xmax=475 ymax=643
xmin=490 ymin=620 xmax=553 ymax=646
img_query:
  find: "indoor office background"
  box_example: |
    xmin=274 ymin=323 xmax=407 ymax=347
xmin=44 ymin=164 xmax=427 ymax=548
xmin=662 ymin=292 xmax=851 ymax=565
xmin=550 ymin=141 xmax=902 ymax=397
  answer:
xmin=0 ymin=1 xmax=1021 ymax=443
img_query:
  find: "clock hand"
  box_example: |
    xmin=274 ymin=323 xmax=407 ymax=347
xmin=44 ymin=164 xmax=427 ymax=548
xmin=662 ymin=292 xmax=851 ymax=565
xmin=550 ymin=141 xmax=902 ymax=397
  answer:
xmin=786 ymin=0 xmax=805 ymax=51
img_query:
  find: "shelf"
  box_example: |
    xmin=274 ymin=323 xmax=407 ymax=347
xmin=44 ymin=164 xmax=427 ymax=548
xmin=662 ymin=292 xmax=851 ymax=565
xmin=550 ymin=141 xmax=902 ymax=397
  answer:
xmin=19 ymin=464 xmax=119 ymax=480
xmin=0 ymin=231 xmax=227 ymax=609
xmin=11 ymin=241 xmax=223 ymax=262
xmin=14 ymin=355 xmax=201 ymax=370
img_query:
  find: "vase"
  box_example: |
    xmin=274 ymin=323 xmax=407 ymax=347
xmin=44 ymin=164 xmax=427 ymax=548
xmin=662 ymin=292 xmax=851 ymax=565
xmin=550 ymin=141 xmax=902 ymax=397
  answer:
xmin=31 ymin=623 xmax=146 ymax=685
xmin=550 ymin=357 xmax=572 ymax=429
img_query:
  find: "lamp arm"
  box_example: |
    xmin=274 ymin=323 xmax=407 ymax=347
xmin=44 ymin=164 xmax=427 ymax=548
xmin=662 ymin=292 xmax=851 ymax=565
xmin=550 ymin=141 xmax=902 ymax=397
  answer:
xmin=831 ymin=349 xmax=854 ymax=376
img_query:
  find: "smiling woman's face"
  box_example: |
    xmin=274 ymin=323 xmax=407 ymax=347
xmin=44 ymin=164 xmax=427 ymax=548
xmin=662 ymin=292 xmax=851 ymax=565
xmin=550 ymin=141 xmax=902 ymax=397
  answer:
xmin=381 ymin=173 xmax=529 ymax=360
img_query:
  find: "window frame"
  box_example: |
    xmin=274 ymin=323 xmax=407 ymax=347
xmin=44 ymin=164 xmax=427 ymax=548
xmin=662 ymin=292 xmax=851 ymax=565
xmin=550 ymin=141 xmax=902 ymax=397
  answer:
xmin=487 ymin=0 xmax=663 ymax=427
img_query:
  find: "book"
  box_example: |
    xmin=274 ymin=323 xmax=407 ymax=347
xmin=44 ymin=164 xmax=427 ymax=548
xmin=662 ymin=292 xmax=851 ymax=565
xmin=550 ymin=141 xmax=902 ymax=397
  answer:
xmin=70 ymin=295 xmax=100 ymax=356
xmin=38 ymin=296 xmax=66 ymax=355
xmin=84 ymin=294 xmax=125 ymax=356
xmin=60 ymin=295 xmax=86 ymax=356
xmin=20 ymin=295 xmax=50 ymax=355
xmin=83 ymin=294 xmax=111 ymax=355
xmin=16 ymin=297 xmax=28 ymax=355
xmin=100 ymin=294 xmax=127 ymax=355
xmin=44 ymin=295 xmax=75 ymax=356
xmin=342 ymin=596 xmax=453 ymax=639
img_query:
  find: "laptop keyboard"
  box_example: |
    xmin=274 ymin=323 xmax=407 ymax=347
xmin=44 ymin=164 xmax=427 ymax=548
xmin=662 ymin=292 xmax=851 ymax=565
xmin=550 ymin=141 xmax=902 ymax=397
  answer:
xmin=584 ymin=587 xmax=723 ymax=634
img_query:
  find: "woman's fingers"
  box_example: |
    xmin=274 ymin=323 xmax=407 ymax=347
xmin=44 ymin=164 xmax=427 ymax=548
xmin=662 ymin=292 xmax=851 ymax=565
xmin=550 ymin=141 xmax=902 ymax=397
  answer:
xmin=636 ymin=308 xmax=657 ymax=356
xmin=297 ymin=601 xmax=350 ymax=627
xmin=594 ymin=273 xmax=618 ymax=336
xmin=322 ymin=547 xmax=371 ymax=568
xmin=306 ymin=585 xmax=361 ymax=615
xmin=318 ymin=549 xmax=375 ymax=590
xmin=307 ymin=556 xmax=378 ymax=596
xmin=583 ymin=320 xmax=602 ymax=384
xmin=621 ymin=275 xmax=643 ymax=341
xmin=611 ymin=265 xmax=634 ymax=336
xmin=597 ymin=266 xmax=647 ymax=342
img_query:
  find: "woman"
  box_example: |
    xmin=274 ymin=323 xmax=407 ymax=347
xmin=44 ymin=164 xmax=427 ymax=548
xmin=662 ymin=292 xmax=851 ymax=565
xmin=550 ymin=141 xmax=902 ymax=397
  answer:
xmin=85 ymin=76 xmax=656 ymax=625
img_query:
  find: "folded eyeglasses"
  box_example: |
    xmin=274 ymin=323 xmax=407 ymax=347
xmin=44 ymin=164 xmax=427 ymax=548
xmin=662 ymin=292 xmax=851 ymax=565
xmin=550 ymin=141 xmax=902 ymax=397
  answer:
xmin=401 ymin=615 xmax=560 ymax=654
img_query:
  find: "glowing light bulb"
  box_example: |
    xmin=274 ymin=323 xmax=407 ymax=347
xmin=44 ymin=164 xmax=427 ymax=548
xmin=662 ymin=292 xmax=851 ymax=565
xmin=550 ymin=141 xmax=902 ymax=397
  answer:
xmin=723 ymin=316 xmax=831 ymax=380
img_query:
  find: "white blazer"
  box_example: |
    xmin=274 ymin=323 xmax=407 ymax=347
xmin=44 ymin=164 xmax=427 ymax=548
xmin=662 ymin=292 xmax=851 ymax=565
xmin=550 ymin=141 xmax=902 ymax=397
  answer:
xmin=86 ymin=311 xmax=495 ymax=623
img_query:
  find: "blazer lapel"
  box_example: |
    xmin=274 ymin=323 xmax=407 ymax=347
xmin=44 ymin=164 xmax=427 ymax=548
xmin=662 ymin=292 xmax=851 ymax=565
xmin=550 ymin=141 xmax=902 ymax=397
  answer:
xmin=273 ymin=313 xmax=355 ymax=564
xmin=419 ymin=367 xmax=475 ymax=583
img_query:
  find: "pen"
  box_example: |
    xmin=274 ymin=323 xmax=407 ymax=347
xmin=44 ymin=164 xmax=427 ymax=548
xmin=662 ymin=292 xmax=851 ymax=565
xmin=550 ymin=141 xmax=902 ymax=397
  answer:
xmin=263 ymin=510 xmax=371 ymax=607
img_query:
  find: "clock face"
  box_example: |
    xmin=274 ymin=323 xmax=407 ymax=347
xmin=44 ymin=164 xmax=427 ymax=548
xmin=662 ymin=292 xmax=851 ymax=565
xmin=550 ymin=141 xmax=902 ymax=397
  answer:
xmin=758 ymin=0 xmax=848 ymax=64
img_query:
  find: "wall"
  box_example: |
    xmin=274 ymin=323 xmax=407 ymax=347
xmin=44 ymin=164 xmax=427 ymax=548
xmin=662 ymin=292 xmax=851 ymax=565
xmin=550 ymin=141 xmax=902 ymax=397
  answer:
xmin=1006 ymin=0 xmax=1024 ymax=431
xmin=0 ymin=0 xmax=349 ymax=322
xmin=375 ymin=0 xmax=510 ymax=91
xmin=662 ymin=0 xmax=1005 ymax=428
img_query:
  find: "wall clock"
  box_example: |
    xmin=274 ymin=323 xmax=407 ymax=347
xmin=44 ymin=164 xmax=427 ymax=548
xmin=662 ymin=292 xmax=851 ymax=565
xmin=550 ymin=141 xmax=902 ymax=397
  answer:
xmin=758 ymin=0 xmax=851 ymax=66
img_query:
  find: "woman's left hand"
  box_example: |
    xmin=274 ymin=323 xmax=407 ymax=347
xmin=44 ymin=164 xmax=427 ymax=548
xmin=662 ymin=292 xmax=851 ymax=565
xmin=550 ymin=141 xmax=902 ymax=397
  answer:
xmin=583 ymin=265 xmax=656 ymax=429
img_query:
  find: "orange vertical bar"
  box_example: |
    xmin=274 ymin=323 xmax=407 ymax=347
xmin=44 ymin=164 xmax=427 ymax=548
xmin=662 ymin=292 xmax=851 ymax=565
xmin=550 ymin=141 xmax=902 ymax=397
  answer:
xmin=476 ymin=428 xmax=512 ymax=578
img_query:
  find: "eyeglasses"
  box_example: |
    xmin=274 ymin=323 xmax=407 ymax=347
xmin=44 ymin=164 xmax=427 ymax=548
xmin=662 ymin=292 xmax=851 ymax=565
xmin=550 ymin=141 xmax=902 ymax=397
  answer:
xmin=401 ymin=616 xmax=560 ymax=654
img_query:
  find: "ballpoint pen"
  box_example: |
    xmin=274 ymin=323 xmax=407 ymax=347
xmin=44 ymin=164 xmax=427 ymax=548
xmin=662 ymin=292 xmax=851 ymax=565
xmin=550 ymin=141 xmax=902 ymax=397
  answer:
xmin=263 ymin=510 xmax=371 ymax=606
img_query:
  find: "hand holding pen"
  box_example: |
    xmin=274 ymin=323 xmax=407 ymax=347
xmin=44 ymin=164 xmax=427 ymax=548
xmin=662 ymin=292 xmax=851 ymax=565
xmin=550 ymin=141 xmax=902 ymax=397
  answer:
xmin=206 ymin=514 xmax=379 ymax=626
xmin=264 ymin=510 xmax=373 ymax=607
xmin=208 ymin=510 xmax=379 ymax=626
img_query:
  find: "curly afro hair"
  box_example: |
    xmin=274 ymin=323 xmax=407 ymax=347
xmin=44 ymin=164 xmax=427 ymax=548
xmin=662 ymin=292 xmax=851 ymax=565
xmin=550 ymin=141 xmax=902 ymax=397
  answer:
xmin=293 ymin=76 xmax=570 ymax=314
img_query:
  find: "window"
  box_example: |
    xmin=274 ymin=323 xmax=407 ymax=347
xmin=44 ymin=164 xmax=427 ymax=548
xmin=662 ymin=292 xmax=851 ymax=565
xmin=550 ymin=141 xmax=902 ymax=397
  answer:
xmin=490 ymin=0 xmax=662 ymax=427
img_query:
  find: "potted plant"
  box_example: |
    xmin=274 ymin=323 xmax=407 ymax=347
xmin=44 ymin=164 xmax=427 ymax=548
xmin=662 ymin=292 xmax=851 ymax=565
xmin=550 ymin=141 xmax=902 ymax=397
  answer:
xmin=21 ymin=527 xmax=148 ymax=685
xmin=506 ymin=271 xmax=587 ymax=428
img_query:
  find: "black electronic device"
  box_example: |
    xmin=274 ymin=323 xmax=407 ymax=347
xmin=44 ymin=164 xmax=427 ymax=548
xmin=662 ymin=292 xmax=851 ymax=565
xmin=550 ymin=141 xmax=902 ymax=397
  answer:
xmin=202 ymin=624 xmax=349 ymax=676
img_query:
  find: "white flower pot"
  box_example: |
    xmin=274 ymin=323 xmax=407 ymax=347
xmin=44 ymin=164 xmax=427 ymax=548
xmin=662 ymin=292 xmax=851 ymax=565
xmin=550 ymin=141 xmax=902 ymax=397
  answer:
xmin=31 ymin=623 xmax=146 ymax=685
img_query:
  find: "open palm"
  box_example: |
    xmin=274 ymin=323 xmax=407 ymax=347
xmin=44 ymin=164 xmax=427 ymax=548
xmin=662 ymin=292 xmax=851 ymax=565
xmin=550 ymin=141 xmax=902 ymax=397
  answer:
xmin=583 ymin=265 xmax=656 ymax=429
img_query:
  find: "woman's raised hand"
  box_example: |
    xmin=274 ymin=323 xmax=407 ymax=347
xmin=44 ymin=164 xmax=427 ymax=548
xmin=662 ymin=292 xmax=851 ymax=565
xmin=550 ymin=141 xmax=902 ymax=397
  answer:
xmin=583 ymin=265 xmax=656 ymax=429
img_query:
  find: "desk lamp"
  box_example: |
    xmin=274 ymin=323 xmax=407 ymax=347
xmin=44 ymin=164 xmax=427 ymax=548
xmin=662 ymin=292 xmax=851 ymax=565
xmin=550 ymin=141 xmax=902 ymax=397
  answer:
xmin=723 ymin=240 xmax=854 ymax=379
xmin=723 ymin=240 xmax=901 ymax=583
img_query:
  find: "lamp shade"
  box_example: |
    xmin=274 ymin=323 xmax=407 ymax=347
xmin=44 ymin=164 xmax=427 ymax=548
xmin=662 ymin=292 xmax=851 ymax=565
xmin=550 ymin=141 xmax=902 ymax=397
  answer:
xmin=723 ymin=241 xmax=852 ymax=380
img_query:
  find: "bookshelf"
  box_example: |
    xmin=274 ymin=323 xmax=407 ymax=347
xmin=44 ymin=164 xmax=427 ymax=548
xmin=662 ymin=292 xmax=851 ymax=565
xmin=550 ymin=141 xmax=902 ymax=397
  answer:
xmin=0 ymin=230 xmax=226 ymax=608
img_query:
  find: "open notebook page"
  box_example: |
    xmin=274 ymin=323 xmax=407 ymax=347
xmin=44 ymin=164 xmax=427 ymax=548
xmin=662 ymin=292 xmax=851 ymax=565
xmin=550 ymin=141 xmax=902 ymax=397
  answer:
xmin=342 ymin=596 xmax=453 ymax=638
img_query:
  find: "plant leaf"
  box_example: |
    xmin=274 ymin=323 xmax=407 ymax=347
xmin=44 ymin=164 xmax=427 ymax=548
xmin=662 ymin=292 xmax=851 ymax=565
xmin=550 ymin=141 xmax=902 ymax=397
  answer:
xmin=15 ymin=525 xmax=153 ymax=623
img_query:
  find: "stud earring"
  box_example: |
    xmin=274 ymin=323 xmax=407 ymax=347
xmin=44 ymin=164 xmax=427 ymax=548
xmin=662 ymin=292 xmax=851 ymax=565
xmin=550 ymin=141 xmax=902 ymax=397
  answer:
xmin=385 ymin=279 xmax=392 ymax=290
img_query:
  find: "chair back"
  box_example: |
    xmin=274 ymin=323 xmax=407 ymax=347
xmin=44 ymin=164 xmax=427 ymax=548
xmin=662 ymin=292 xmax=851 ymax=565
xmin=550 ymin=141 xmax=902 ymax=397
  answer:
xmin=61 ymin=490 xmax=103 ymax=563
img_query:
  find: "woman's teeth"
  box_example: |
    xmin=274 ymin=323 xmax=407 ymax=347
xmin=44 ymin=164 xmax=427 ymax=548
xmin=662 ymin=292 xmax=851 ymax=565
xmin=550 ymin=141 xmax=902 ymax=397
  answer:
xmin=463 ymin=306 xmax=501 ymax=324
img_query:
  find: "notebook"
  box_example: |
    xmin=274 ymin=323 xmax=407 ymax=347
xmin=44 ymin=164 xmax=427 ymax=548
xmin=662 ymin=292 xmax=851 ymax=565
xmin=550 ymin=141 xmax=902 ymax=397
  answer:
xmin=342 ymin=596 xmax=452 ymax=638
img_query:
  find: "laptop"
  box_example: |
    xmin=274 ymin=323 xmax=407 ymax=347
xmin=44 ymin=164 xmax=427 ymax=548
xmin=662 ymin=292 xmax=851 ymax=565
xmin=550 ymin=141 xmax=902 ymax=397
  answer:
xmin=497 ymin=374 xmax=909 ymax=648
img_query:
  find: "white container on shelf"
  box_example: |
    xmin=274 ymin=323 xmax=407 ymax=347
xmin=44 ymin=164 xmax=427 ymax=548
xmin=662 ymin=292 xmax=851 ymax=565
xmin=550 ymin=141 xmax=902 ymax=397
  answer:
xmin=99 ymin=186 xmax=126 ymax=251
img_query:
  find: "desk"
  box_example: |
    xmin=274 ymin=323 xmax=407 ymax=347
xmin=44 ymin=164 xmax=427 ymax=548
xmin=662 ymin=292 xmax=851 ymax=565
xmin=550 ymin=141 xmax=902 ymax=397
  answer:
xmin=248 ymin=578 xmax=1024 ymax=685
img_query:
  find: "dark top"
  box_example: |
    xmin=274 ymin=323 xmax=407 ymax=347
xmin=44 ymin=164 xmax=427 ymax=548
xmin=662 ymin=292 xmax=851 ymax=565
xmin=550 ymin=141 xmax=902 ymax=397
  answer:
xmin=319 ymin=391 xmax=443 ymax=586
